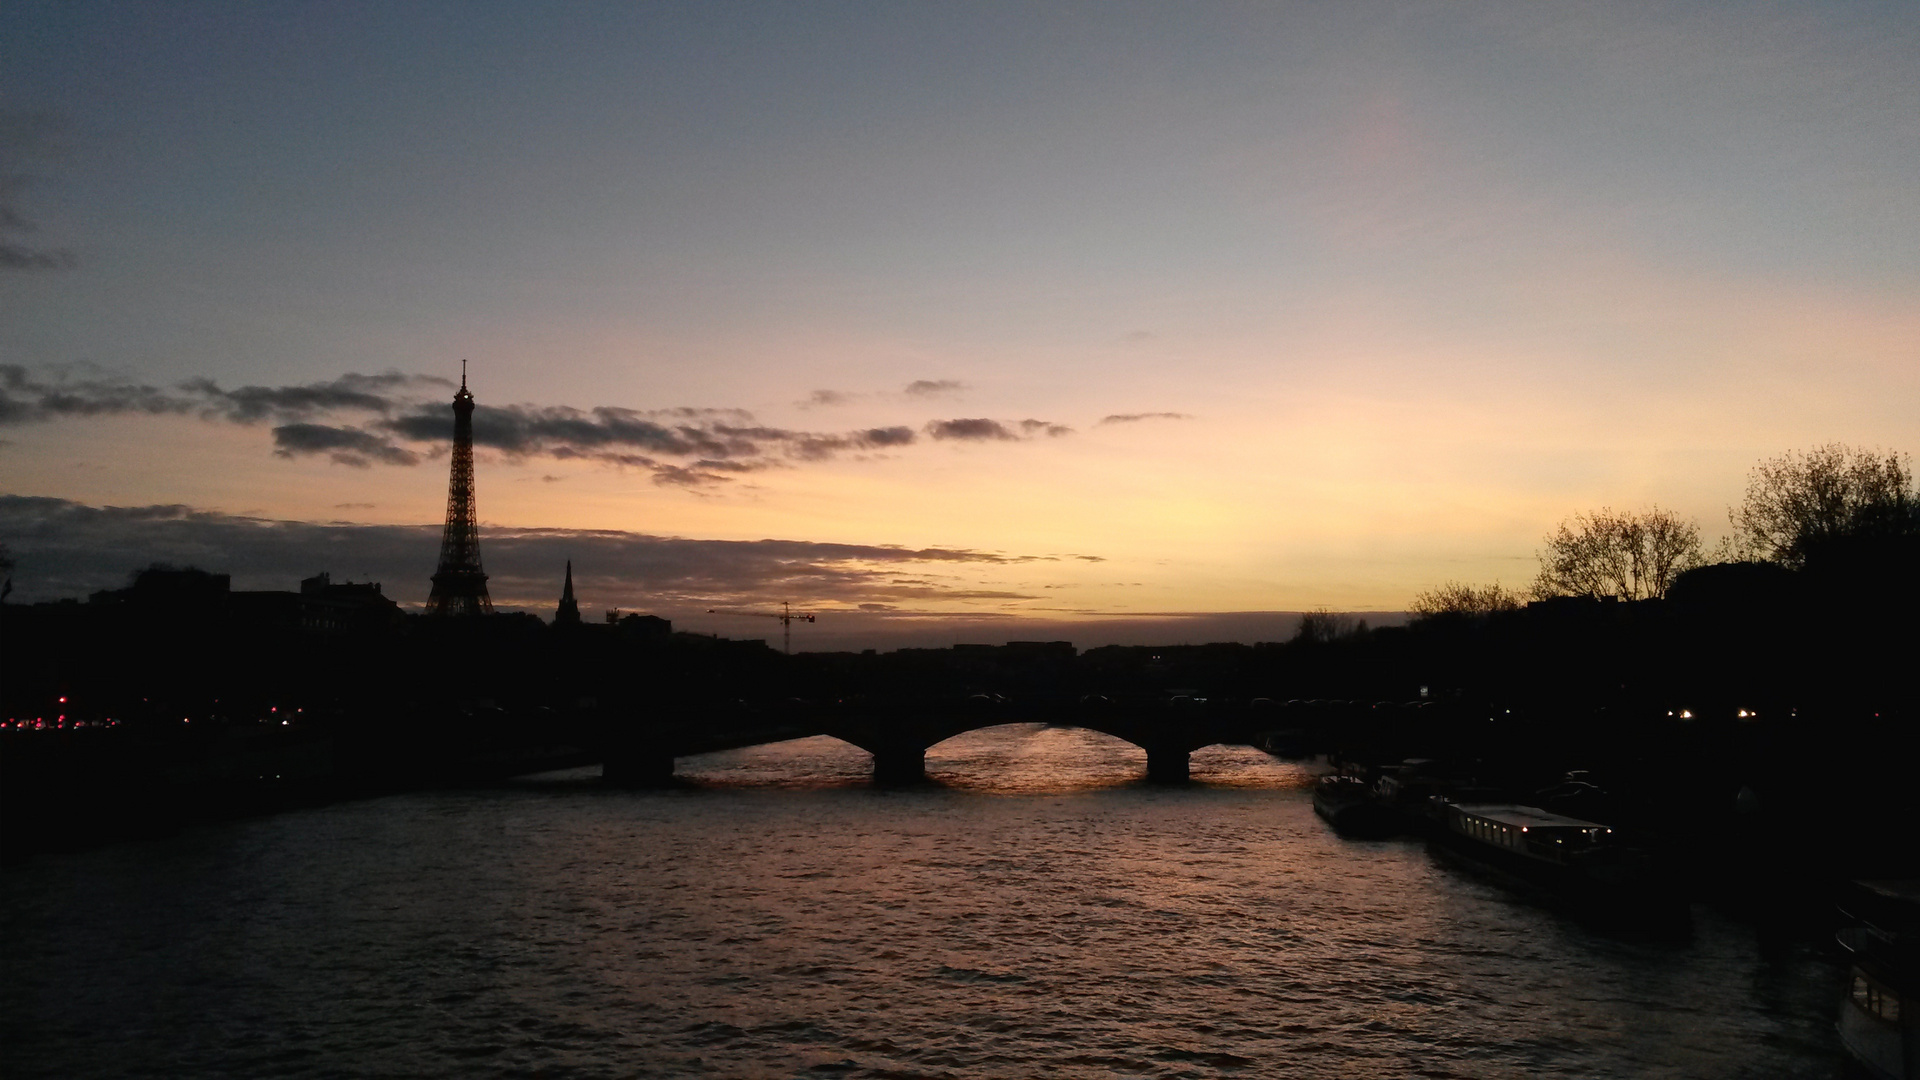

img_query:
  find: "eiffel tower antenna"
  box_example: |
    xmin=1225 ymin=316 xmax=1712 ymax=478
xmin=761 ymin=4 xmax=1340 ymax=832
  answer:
xmin=427 ymin=360 xmax=492 ymax=616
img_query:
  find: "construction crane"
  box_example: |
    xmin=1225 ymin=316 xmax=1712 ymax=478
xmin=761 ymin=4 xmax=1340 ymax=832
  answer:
xmin=706 ymin=602 xmax=816 ymax=654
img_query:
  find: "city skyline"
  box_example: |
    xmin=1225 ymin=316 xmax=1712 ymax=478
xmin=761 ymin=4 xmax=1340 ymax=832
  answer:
xmin=4 ymin=3 xmax=1917 ymax=645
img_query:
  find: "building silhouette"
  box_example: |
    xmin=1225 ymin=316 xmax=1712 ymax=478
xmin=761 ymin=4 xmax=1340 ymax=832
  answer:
xmin=426 ymin=363 xmax=492 ymax=616
xmin=300 ymin=572 xmax=402 ymax=633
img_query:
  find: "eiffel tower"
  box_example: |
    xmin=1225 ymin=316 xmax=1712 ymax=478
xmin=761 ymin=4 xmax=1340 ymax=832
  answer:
xmin=426 ymin=361 xmax=492 ymax=616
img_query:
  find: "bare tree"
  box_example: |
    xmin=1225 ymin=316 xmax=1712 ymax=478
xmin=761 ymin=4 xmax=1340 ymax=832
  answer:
xmin=1410 ymin=581 xmax=1524 ymax=620
xmin=1729 ymin=444 xmax=1917 ymax=568
xmin=1294 ymin=608 xmax=1357 ymax=643
xmin=1532 ymin=506 xmax=1703 ymax=602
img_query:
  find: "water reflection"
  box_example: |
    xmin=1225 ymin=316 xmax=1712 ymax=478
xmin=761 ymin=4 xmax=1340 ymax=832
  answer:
xmin=673 ymin=722 xmax=1315 ymax=794
xmin=0 ymin=726 xmax=1847 ymax=1080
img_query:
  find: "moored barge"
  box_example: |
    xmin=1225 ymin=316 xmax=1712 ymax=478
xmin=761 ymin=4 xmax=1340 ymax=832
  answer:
xmin=1837 ymin=880 xmax=1919 ymax=1079
xmin=1312 ymin=774 xmax=1398 ymax=838
xmin=1432 ymin=801 xmax=1682 ymax=921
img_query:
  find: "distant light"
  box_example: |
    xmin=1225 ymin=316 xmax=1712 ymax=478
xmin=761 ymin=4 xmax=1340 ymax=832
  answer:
xmin=57 ymin=696 xmax=67 ymax=703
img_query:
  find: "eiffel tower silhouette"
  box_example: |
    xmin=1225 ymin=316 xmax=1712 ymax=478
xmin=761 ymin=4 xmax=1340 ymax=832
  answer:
xmin=426 ymin=361 xmax=492 ymax=616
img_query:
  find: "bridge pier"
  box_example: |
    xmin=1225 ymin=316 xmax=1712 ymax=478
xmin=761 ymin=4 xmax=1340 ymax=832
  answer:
xmin=1145 ymin=747 xmax=1190 ymax=784
xmin=870 ymin=744 xmax=927 ymax=786
xmin=602 ymin=748 xmax=676 ymax=787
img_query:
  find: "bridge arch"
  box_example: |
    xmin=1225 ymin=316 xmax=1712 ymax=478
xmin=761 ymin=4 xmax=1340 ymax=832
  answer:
xmin=604 ymin=701 xmax=1262 ymax=786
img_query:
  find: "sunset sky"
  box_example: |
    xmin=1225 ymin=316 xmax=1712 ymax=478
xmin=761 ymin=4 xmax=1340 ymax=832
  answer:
xmin=3 ymin=2 xmax=1917 ymax=647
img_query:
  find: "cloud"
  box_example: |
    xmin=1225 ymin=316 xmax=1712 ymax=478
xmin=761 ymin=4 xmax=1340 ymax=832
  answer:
xmin=0 ymin=110 xmax=75 ymax=273
xmin=904 ymin=379 xmax=966 ymax=397
xmin=1097 ymin=412 xmax=1192 ymax=425
xmin=0 ymin=495 xmax=1064 ymax=612
xmin=190 ymin=371 xmax=448 ymax=422
xmin=925 ymin=418 xmax=1017 ymax=441
xmin=271 ymin=423 xmax=421 ymax=467
xmin=0 ymin=244 xmax=74 ymax=271
xmin=1019 ymin=419 xmax=1073 ymax=438
xmin=0 ymin=365 xmax=447 ymax=426
xmin=797 ymin=389 xmax=858 ymax=408
xmin=926 ymin=418 xmax=1073 ymax=442
xmin=1 ymin=364 xmax=1062 ymax=489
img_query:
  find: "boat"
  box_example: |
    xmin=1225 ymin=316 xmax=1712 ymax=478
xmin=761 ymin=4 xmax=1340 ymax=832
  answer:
xmin=1430 ymin=801 xmax=1682 ymax=922
xmin=1312 ymin=774 xmax=1398 ymax=838
xmin=1836 ymin=880 xmax=1919 ymax=1079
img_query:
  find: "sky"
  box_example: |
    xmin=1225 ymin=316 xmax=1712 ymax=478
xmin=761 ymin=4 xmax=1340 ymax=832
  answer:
xmin=2 ymin=2 xmax=1917 ymax=648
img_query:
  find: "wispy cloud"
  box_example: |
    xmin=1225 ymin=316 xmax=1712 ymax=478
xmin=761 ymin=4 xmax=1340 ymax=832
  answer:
xmin=904 ymin=379 xmax=966 ymax=397
xmin=1097 ymin=412 xmax=1192 ymax=425
xmin=796 ymin=389 xmax=858 ymax=408
xmin=0 ymin=110 xmax=75 ymax=273
xmin=1019 ymin=419 xmax=1073 ymax=438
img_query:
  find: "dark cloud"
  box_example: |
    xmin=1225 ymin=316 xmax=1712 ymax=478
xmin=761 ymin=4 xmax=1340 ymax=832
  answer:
xmin=188 ymin=371 xmax=446 ymax=423
xmin=1097 ymin=412 xmax=1192 ymax=425
xmin=0 ymin=365 xmax=445 ymax=427
xmin=904 ymin=379 xmax=965 ymax=397
xmin=0 ymin=495 xmax=1058 ymax=613
xmin=926 ymin=418 xmax=1072 ymax=441
xmin=1 ymin=364 xmax=198 ymax=422
xmin=787 ymin=426 xmax=917 ymax=460
xmin=926 ymin=418 xmax=1018 ymax=441
xmin=3 ymin=363 xmax=1061 ymax=488
xmin=272 ymin=423 xmax=421 ymax=467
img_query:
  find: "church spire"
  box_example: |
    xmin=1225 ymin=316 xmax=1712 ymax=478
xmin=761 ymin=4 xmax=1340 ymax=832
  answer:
xmin=555 ymin=560 xmax=581 ymax=625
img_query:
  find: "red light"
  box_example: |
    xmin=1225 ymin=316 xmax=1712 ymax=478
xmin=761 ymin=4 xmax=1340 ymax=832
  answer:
xmin=58 ymin=696 xmax=67 ymax=703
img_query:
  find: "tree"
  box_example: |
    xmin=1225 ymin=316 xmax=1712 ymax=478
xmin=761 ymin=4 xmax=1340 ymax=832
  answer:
xmin=1410 ymin=581 xmax=1524 ymax=621
xmin=1294 ymin=608 xmax=1363 ymax=643
xmin=1532 ymin=506 xmax=1703 ymax=602
xmin=1729 ymin=444 xmax=1917 ymax=569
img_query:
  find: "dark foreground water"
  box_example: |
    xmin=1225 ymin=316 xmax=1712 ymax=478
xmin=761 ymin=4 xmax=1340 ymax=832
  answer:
xmin=2 ymin=725 xmax=1847 ymax=1079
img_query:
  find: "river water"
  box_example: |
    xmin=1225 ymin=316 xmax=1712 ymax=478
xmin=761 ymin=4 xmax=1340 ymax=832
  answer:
xmin=2 ymin=724 xmax=1848 ymax=1078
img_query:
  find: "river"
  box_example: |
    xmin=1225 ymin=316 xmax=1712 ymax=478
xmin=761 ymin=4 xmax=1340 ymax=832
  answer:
xmin=0 ymin=723 xmax=1848 ymax=1078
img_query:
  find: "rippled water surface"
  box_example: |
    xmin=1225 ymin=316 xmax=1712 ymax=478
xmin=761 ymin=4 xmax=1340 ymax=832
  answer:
xmin=3 ymin=725 xmax=1847 ymax=1078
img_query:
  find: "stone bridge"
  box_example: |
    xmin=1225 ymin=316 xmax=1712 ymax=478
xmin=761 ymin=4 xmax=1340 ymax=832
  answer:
xmin=599 ymin=699 xmax=1265 ymax=786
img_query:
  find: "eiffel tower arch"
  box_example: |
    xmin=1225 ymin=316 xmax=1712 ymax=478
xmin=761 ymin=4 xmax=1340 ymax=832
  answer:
xmin=427 ymin=362 xmax=493 ymax=616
